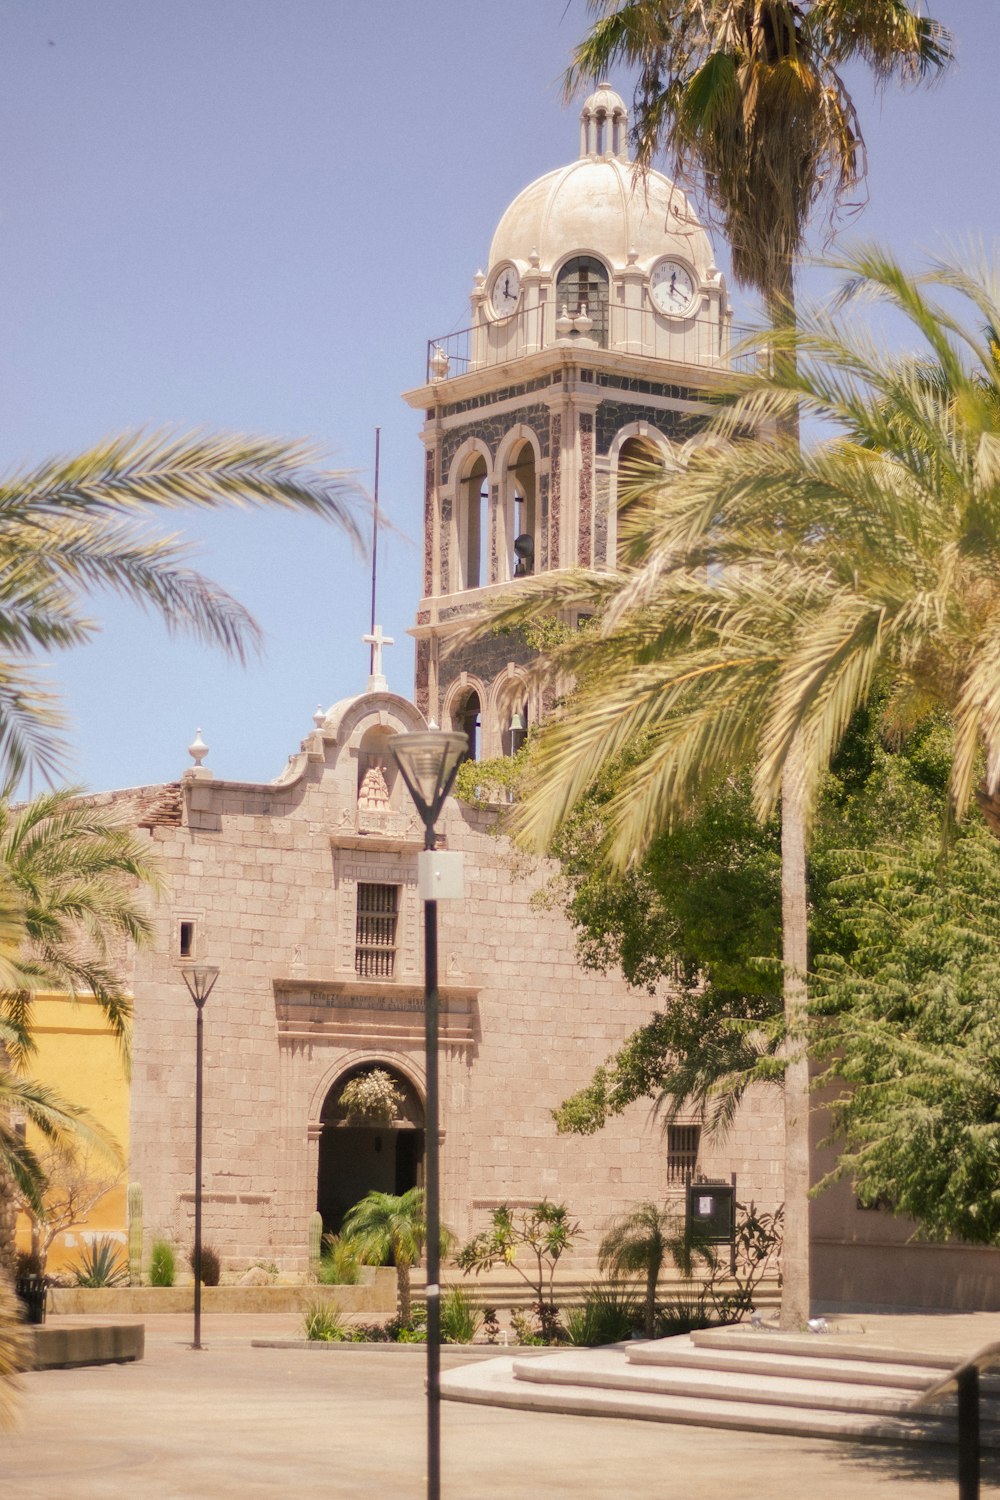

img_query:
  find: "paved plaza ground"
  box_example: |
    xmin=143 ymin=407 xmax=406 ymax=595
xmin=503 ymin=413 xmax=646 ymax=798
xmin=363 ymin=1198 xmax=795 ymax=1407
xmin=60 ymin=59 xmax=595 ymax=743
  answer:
xmin=4 ymin=1311 xmax=1000 ymax=1498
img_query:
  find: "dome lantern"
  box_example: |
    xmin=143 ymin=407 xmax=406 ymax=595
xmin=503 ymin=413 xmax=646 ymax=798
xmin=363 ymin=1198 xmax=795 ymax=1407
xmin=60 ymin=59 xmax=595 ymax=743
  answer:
xmin=579 ymin=81 xmax=629 ymax=161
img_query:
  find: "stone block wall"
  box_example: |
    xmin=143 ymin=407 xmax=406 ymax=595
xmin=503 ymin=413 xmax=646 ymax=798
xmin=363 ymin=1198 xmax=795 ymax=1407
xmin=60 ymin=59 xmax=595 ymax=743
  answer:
xmin=126 ymin=701 xmax=784 ymax=1276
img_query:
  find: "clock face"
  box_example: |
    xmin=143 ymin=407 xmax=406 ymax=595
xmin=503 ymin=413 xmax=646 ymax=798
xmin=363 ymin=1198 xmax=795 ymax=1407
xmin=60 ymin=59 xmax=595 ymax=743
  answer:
xmin=650 ymin=258 xmax=696 ymax=315
xmin=490 ymin=264 xmax=521 ymax=317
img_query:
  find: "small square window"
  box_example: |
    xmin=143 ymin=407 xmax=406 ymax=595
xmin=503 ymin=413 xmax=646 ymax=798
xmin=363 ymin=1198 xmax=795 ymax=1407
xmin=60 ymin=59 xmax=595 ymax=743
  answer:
xmin=666 ymin=1123 xmax=701 ymax=1185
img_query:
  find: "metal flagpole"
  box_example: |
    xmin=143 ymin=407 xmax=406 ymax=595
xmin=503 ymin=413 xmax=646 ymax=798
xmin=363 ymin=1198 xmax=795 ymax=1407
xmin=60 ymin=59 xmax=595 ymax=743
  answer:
xmin=369 ymin=427 xmax=380 ymax=674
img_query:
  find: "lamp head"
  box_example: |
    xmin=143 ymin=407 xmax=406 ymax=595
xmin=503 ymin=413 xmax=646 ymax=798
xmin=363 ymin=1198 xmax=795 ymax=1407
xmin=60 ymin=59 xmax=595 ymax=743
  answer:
xmin=388 ymin=730 xmax=468 ymax=840
xmin=180 ymin=965 xmax=220 ymax=1009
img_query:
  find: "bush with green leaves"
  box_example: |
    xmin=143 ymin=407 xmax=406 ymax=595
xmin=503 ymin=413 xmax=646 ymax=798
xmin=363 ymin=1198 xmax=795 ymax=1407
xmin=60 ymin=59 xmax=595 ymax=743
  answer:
xmin=439 ymin=1285 xmax=481 ymax=1344
xmin=655 ymin=1297 xmax=717 ymax=1337
xmin=564 ymin=1283 xmax=640 ymax=1346
xmin=508 ymin=1309 xmax=545 ymax=1346
xmin=149 ymin=1239 xmax=176 ymax=1288
xmin=71 ymin=1236 xmax=128 ymax=1288
xmin=318 ymin=1233 xmax=361 ymax=1286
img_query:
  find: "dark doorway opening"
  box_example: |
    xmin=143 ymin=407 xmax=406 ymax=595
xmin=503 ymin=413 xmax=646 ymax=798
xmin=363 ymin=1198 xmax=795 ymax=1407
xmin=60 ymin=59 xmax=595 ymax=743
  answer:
xmin=316 ymin=1065 xmax=425 ymax=1234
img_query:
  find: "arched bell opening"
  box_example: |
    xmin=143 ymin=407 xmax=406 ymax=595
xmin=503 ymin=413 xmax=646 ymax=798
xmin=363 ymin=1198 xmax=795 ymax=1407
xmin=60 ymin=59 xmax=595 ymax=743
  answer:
xmin=506 ymin=440 xmax=537 ymax=579
xmin=459 ymin=455 xmax=489 ymax=590
xmin=451 ymin=687 xmax=482 ymax=763
xmin=316 ymin=1064 xmax=425 ymax=1235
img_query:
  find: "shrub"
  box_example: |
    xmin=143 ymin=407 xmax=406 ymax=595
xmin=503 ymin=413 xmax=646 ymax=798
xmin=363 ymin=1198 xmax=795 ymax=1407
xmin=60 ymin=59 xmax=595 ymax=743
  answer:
xmin=318 ymin=1233 xmax=361 ymax=1285
xmin=565 ymin=1284 xmax=640 ymax=1346
xmin=302 ymin=1301 xmax=350 ymax=1341
xmin=509 ymin=1308 xmax=545 ymax=1346
xmin=149 ymin=1239 xmax=176 ymax=1288
xmin=70 ymin=1236 xmax=128 ymax=1288
xmin=188 ymin=1244 xmax=221 ymax=1287
xmin=655 ymin=1296 xmax=716 ymax=1337
xmin=440 ymin=1285 xmax=481 ymax=1344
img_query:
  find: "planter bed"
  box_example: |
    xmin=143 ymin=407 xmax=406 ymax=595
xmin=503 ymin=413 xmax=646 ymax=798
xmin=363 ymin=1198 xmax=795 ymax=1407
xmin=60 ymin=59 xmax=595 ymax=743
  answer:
xmin=48 ymin=1271 xmax=394 ymax=1318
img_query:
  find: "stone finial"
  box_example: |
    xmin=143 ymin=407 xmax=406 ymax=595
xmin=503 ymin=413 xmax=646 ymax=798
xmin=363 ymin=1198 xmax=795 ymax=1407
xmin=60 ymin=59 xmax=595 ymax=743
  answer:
xmin=184 ymin=727 xmax=213 ymax=781
xmin=313 ymin=704 xmax=326 ymax=729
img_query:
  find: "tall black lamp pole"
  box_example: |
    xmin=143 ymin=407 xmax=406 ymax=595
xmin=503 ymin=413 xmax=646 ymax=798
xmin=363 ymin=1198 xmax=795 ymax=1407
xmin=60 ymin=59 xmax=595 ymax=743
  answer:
xmin=181 ymin=963 xmax=219 ymax=1351
xmin=389 ymin=729 xmax=467 ymax=1500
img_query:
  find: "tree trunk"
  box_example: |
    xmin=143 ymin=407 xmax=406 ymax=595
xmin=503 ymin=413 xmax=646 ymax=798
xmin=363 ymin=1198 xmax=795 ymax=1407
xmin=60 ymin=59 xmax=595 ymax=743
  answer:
xmin=0 ymin=1164 xmax=17 ymax=1282
xmin=397 ymin=1261 xmax=411 ymax=1327
xmin=780 ymin=753 xmax=811 ymax=1328
xmin=644 ymin=1265 xmax=657 ymax=1339
xmin=769 ymin=267 xmax=812 ymax=1329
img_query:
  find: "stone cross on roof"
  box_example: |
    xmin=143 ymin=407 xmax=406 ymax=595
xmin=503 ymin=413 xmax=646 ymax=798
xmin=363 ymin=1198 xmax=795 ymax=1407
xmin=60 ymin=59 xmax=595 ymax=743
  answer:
xmin=363 ymin=624 xmax=394 ymax=693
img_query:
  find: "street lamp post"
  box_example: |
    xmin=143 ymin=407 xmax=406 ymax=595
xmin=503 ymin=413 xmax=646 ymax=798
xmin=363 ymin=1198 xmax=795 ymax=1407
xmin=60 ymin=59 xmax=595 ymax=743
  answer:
xmin=388 ymin=730 xmax=467 ymax=1500
xmin=180 ymin=963 xmax=220 ymax=1351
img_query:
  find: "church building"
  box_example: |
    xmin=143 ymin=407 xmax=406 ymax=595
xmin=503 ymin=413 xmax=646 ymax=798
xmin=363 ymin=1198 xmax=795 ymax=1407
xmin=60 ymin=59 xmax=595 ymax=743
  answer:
xmin=25 ymin=87 xmax=998 ymax=1313
xmin=117 ymin=85 xmax=781 ymax=1278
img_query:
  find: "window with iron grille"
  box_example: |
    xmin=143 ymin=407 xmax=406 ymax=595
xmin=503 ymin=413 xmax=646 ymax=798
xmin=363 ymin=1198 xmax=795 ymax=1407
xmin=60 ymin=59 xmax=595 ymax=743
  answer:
xmin=355 ymin=883 xmax=399 ymax=979
xmin=666 ymin=1123 xmax=701 ymax=1185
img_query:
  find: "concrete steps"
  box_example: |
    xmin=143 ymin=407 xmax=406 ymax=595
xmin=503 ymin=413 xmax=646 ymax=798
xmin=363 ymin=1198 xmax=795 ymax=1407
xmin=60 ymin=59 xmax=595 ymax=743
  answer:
xmin=411 ymin=1268 xmax=781 ymax=1314
xmin=440 ymin=1326 xmax=996 ymax=1446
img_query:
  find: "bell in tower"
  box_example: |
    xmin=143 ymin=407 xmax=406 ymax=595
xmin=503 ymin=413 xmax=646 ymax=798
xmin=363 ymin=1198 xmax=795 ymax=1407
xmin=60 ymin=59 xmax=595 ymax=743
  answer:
xmin=403 ymin=84 xmax=741 ymax=760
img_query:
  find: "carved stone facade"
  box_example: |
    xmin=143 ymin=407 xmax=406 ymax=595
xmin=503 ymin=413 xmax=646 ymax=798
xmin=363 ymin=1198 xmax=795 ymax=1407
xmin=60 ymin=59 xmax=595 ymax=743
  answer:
xmin=119 ymin=688 xmax=783 ymax=1272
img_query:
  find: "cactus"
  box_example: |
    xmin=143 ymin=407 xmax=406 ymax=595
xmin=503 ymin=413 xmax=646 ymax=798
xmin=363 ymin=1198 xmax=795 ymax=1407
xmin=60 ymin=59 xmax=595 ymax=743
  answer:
xmin=127 ymin=1182 xmax=143 ymax=1286
xmin=308 ymin=1210 xmax=323 ymax=1279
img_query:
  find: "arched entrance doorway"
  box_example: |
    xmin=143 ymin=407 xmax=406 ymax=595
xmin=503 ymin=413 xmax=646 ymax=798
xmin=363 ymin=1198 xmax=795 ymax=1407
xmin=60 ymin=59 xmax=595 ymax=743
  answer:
xmin=316 ymin=1064 xmax=425 ymax=1233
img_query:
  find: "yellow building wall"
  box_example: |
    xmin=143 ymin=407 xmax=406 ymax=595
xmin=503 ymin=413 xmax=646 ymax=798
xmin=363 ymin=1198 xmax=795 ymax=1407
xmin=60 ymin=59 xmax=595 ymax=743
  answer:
xmin=14 ymin=991 xmax=130 ymax=1275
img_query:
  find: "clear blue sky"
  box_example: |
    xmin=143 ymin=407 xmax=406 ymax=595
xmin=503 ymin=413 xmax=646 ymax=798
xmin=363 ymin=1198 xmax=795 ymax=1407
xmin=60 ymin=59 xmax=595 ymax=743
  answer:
xmin=1 ymin=0 xmax=995 ymax=792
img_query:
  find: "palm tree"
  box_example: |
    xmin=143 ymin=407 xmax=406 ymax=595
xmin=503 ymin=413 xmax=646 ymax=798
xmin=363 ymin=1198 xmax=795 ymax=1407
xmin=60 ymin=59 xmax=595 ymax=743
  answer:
xmin=599 ymin=1201 xmax=710 ymax=1338
xmin=488 ymin=245 xmax=1000 ymax=1320
xmin=341 ymin=1187 xmax=431 ymax=1327
xmin=568 ymin=1 xmax=951 ymax=324
xmin=0 ymin=429 xmax=364 ymax=781
xmin=563 ymin=0 xmax=952 ymax=1325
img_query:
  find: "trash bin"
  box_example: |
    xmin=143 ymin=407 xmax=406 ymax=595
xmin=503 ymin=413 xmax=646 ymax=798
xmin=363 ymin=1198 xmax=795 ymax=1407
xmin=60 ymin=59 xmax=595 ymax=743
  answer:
xmin=15 ymin=1273 xmax=47 ymax=1325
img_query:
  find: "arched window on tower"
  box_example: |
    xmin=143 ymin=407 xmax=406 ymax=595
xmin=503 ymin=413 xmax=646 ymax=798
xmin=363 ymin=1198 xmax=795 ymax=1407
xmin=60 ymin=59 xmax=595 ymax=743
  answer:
xmin=453 ymin=688 xmax=482 ymax=762
xmin=459 ymin=455 xmax=489 ymax=590
xmin=615 ymin=435 xmax=662 ymax=565
xmin=556 ymin=256 xmax=610 ymax=348
xmin=507 ymin=441 xmax=536 ymax=579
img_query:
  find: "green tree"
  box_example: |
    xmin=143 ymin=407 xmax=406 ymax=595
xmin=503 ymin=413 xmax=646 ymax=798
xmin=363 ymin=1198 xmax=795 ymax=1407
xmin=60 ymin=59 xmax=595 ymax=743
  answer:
xmin=563 ymin=0 xmax=951 ymax=1325
xmin=496 ymin=248 xmax=1000 ymax=1308
xmin=569 ymin=1 xmax=950 ymax=322
xmin=599 ymin=1201 xmax=708 ymax=1338
xmin=811 ymin=818 xmax=1000 ymax=1245
xmin=341 ymin=1188 xmax=435 ymax=1327
xmin=0 ymin=429 xmax=363 ymax=781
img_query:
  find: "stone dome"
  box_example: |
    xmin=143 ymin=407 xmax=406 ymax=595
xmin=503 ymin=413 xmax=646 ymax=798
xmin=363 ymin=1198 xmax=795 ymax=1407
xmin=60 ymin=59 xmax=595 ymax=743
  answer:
xmin=487 ymin=85 xmax=716 ymax=280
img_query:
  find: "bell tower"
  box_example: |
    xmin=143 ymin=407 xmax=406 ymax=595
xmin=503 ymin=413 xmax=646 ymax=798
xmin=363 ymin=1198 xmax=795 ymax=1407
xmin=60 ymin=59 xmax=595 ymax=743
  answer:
xmin=404 ymin=85 xmax=744 ymax=759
